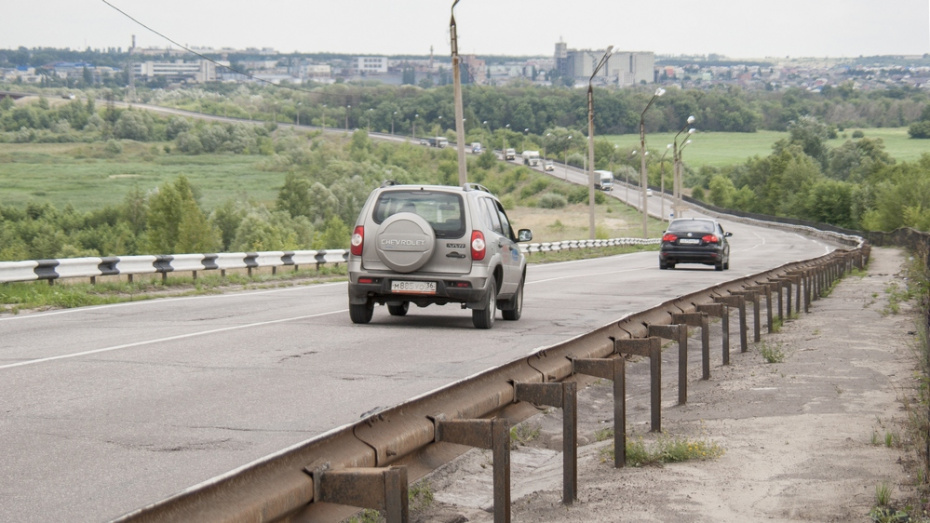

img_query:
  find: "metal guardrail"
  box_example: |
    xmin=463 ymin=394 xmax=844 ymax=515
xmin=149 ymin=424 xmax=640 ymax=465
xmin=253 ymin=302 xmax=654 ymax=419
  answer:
xmin=0 ymin=239 xmax=659 ymax=285
xmin=112 ymin=227 xmax=869 ymax=523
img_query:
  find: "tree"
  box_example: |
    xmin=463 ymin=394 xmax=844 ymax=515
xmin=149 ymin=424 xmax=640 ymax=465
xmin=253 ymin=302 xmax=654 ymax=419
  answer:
xmin=146 ymin=176 xmax=217 ymax=254
xmin=113 ymin=110 xmax=150 ymax=141
xmin=276 ymin=173 xmax=312 ymax=219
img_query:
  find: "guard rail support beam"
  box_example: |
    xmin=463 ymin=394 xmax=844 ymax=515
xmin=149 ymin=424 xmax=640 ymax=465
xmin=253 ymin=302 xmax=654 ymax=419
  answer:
xmin=696 ymin=303 xmax=730 ymax=366
xmin=731 ymin=290 xmax=761 ymax=343
xmin=513 ymin=381 xmax=578 ymax=504
xmin=432 ymin=417 xmax=511 ymax=523
xmin=572 ymin=356 xmax=626 ymax=468
xmin=714 ymin=295 xmax=748 ymax=353
xmin=672 ymin=312 xmax=710 ymax=380
xmin=753 ymin=283 xmax=775 ymax=334
xmin=614 ymin=338 xmax=662 ymax=432
xmin=307 ymin=467 xmax=408 ymax=523
xmin=647 ymin=324 xmax=688 ymax=404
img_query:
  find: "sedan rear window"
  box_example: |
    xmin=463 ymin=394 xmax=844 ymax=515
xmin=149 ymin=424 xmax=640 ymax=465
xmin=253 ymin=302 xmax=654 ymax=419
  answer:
xmin=667 ymin=220 xmax=715 ymax=233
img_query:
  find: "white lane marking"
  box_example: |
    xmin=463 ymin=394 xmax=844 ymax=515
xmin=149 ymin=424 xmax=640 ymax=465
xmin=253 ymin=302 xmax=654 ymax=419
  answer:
xmin=0 ymin=281 xmax=348 ymax=322
xmin=0 ymin=309 xmax=346 ymax=371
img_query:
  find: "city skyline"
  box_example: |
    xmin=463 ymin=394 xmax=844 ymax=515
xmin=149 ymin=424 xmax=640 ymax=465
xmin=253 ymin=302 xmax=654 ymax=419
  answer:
xmin=3 ymin=0 xmax=929 ymax=60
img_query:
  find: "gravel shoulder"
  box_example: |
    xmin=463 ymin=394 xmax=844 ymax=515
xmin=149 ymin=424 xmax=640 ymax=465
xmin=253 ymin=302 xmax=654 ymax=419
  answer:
xmin=412 ymin=246 xmax=922 ymax=522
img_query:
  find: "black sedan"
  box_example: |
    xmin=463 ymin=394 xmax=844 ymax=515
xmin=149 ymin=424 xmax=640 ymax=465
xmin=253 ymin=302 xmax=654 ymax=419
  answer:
xmin=659 ymin=218 xmax=732 ymax=271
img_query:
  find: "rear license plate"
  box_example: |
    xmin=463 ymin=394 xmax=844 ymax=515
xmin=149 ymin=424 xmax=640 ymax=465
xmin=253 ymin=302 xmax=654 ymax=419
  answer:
xmin=678 ymin=238 xmax=701 ymax=245
xmin=391 ymin=280 xmax=437 ymax=294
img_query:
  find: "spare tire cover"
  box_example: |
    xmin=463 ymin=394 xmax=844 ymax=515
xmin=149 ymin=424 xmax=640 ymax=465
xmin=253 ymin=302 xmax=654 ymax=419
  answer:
xmin=375 ymin=213 xmax=436 ymax=273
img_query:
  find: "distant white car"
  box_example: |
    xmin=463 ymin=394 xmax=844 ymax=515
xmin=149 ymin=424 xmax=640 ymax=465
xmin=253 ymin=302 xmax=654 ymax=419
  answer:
xmin=543 ymin=160 xmax=554 ymax=171
xmin=647 ymin=189 xmax=653 ymax=197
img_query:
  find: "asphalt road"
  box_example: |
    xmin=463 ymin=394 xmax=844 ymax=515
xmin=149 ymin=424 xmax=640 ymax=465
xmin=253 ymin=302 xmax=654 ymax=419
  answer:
xmin=0 ymin=212 xmax=838 ymax=522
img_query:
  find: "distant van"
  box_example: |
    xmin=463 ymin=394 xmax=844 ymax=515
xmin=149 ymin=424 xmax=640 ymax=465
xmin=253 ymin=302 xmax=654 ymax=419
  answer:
xmin=427 ymin=137 xmax=448 ymax=148
xmin=594 ymin=170 xmax=613 ymax=191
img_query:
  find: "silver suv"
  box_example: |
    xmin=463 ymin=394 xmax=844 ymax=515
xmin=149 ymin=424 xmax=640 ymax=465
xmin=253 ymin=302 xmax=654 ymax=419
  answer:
xmin=348 ymin=182 xmax=532 ymax=329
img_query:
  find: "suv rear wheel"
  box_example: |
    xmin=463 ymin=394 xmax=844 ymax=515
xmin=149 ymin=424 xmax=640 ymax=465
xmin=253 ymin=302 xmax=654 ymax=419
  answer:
xmin=349 ymin=300 xmax=374 ymax=324
xmin=472 ymin=279 xmax=497 ymax=329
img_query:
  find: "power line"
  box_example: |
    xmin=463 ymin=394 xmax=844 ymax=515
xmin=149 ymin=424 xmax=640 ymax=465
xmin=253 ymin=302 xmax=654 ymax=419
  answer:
xmin=100 ymin=0 xmax=315 ymax=94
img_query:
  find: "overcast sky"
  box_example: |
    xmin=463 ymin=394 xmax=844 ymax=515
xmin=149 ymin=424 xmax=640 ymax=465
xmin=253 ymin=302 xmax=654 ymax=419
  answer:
xmin=4 ymin=0 xmax=929 ymax=59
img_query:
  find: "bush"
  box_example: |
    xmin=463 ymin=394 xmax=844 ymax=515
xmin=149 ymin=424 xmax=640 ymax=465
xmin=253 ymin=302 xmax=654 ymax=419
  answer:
xmin=538 ymin=193 xmax=568 ymax=209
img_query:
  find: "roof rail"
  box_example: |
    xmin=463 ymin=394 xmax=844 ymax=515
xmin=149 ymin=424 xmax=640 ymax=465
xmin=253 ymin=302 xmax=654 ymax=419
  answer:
xmin=463 ymin=183 xmax=491 ymax=193
xmin=380 ymin=180 xmax=398 ymax=188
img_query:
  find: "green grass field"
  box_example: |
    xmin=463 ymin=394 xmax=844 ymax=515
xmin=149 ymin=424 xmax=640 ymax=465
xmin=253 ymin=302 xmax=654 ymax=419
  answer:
xmin=0 ymin=142 xmax=280 ymax=212
xmin=606 ymin=127 xmax=925 ymax=169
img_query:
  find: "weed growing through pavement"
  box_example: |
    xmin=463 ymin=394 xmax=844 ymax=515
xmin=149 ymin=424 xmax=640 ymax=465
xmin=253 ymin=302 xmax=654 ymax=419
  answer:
xmin=594 ymin=427 xmax=614 ymax=442
xmin=409 ymin=480 xmax=434 ymax=512
xmin=759 ymin=341 xmax=785 ymax=363
xmin=772 ymin=317 xmax=783 ymax=333
xmin=510 ymin=422 xmax=541 ymax=448
xmin=876 ymin=481 xmax=893 ymax=506
xmin=602 ymin=434 xmax=724 ymax=467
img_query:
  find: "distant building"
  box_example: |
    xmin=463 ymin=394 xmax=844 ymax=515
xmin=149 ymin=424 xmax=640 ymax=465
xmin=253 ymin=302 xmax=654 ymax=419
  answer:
xmin=133 ymin=59 xmax=221 ymax=83
xmin=356 ymin=56 xmax=388 ymax=74
xmin=461 ymin=55 xmax=487 ymax=85
xmin=555 ymin=40 xmax=654 ymax=86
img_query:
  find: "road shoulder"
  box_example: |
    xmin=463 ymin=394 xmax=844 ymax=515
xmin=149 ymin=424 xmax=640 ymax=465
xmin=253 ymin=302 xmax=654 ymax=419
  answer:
xmin=412 ymin=246 xmax=921 ymax=522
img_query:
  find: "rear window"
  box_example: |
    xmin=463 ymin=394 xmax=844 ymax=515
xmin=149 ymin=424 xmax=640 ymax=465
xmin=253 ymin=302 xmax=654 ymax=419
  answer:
xmin=667 ymin=220 xmax=715 ymax=233
xmin=372 ymin=190 xmax=466 ymax=239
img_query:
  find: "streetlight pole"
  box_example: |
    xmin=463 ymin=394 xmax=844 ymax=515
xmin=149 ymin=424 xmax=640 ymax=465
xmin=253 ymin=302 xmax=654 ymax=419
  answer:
xmin=345 ymin=104 xmax=351 ymax=132
xmin=450 ymin=0 xmax=468 ymax=185
xmin=639 ymin=87 xmax=665 ymax=238
xmin=627 ymin=150 xmax=636 ymax=204
xmin=673 ymin=115 xmax=696 ymax=219
xmin=658 ymin=144 xmax=672 ymax=221
xmin=391 ymin=111 xmax=397 ymax=135
xmin=564 ymin=134 xmax=572 ymax=180
xmin=587 ymin=45 xmax=613 ymax=240
xmin=413 ymin=113 xmax=418 ymax=140
xmin=322 ymin=104 xmax=326 ymax=130
xmin=367 ymin=108 xmax=373 ymax=132
xmin=296 ymin=101 xmax=301 ymax=126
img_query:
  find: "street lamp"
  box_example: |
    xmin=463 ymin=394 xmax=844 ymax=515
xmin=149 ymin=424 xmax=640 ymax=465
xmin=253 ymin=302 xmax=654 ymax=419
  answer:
xmin=673 ymin=115 xmax=696 ymax=218
xmin=639 ymin=86 xmax=666 ymax=238
xmin=345 ymin=104 xmax=351 ymax=132
xmin=296 ymin=101 xmax=301 ymax=126
xmin=413 ymin=113 xmax=419 ymax=139
xmin=391 ymin=111 xmax=397 ymax=135
xmin=587 ymin=45 xmax=613 ymax=240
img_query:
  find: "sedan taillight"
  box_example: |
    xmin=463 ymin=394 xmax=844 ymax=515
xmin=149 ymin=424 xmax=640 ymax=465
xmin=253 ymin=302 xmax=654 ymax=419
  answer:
xmin=702 ymin=234 xmax=720 ymax=244
xmin=662 ymin=233 xmax=678 ymax=242
xmin=471 ymin=230 xmax=486 ymax=261
xmin=350 ymin=226 xmax=364 ymax=256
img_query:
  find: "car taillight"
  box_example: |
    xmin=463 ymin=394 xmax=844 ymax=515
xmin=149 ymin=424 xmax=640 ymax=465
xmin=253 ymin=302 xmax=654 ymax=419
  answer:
xmin=662 ymin=233 xmax=678 ymax=242
xmin=702 ymin=234 xmax=719 ymax=244
xmin=471 ymin=230 xmax=486 ymax=261
xmin=350 ymin=226 xmax=364 ymax=256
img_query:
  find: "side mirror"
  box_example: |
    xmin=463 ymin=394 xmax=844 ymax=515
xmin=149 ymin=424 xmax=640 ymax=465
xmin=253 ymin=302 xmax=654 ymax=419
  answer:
xmin=517 ymin=229 xmax=533 ymax=242
xmin=724 ymin=232 xmax=733 ymax=237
